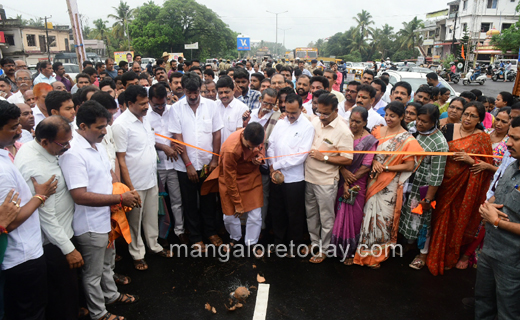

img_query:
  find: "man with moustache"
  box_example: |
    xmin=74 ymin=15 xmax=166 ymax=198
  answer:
xmin=169 ymin=72 xmax=184 ymax=101
xmin=60 ymin=101 xmax=140 ymax=320
xmin=53 ymin=62 xmax=74 ymax=92
xmin=234 ymin=68 xmax=261 ymax=111
xmin=216 ymin=76 xmax=248 ymax=145
xmin=0 ymin=58 xmax=17 ymax=91
xmin=297 ymin=74 xmax=312 ymax=104
xmin=155 ymin=67 xmax=168 ymax=83
xmin=323 ymin=69 xmax=345 ymax=104
xmin=270 ymin=74 xmax=285 ymax=93
xmin=15 ymin=116 xmax=82 ymax=320
xmin=147 ymin=83 xmax=188 ymax=245
xmin=361 ymin=69 xmax=375 ymax=85
xmin=168 ymin=72 xmax=224 ymax=252
xmin=8 ymin=70 xmax=33 ymax=104
xmin=390 ymin=81 xmax=412 ymax=105
xmin=201 ymin=80 xmax=217 ymax=101
xmin=51 ymin=81 xmax=67 ymax=92
xmin=342 ymin=84 xmax=386 ymax=130
xmin=15 ymin=103 xmax=35 ymax=143
xmin=33 ymin=61 xmax=56 ymax=85
xmin=475 ymin=116 xmax=520 ymax=319
xmin=45 ymin=91 xmax=76 ymax=124
xmin=371 ymin=79 xmax=388 ymax=116
xmin=250 ymin=73 xmax=265 ymax=91
xmin=113 ymin=85 xmax=172 ymax=271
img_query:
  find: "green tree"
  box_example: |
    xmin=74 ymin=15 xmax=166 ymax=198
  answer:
xmin=108 ymin=1 xmax=135 ymax=47
xmin=373 ymin=24 xmax=395 ymax=60
xmin=27 ymin=17 xmax=44 ymax=27
xmin=353 ymin=10 xmax=374 ymax=41
xmin=398 ymin=17 xmax=424 ymax=50
xmin=491 ymin=3 xmax=520 ymax=52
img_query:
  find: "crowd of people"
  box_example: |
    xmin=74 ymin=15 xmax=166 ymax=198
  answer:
xmin=0 ymin=54 xmax=519 ymax=320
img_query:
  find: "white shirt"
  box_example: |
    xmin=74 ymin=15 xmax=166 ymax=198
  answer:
xmin=249 ymin=108 xmax=273 ymax=126
xmin=101 ymin=125 xmax=117 ymax=172
xmin=267 ymin=113 xmax=315 ymax=183
xmin=112 ymin=109 xmax=157 ymax=190
xmin=168 ymin=96 xmax=223 ymax=172
xmin=147 ymin=105 xmax=184 ymax=171
xmin=15 ymin=140 xmax=75 ymax=255
xmin=331 ymin=89 xmax=346 ymax=103
xmin=343 ymin=107 xmax=386 ymax=130
xmin=19 ymin=129 xmax=33 ymax=143
xmin=373 ymin=99 xmax=388 ymax=112
xmin=382 ymin=83 xmax=393 ymax=103
xmin=302 ymin=100 xmax=313 ymax=115
xmin=7 ymin=91 xmax=24 ymax=104
xmin=59 ymin=131 xmax=113 ymax=236
xmin=338 ymin=103 xmax=355 ymax=120
xmin=0 ymin=149 xmax=43 ymax=270
xmin=33 ymin=73 xmax=56 ymax=85
xmin=33 ymin=104 xmax=46 ymax=129
xmin=217 ymin=98 xmax=248 ymax=145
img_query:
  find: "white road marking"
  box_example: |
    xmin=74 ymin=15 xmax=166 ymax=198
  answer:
xmin=252 ymin=283 xmax=270 ymax=320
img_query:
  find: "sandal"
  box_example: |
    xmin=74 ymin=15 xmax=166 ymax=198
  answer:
xmin=133 ymin=259 xmax=148 ymax=271
xmin=343 ymin=258 xmax=354 ymax=266
xmin=409 ymin=255 xmax=426 ymax=270
xmin=155 ymin=248 xmax=174 ymax=258
xmin=113 ymin=273 xmax=131 ymax=285
xmin=223 ymin=239 xmax=239 ymax=253
xmin=208 ymin=235 xmax=224 ymax=247
xmin=300 ymin=244 xmax=312 ymax=256
xmin=369 ymin=264 xmax=381 ymax=269
xmin=192 ymin=241 xmax=207 ymax=253
xmin=107 ymin=293 xmax=139 ymax=306
xmin=309 ymin=253 xmax=326 ymax=264
xmin=98 ymin=312 xmax=125 ymax=320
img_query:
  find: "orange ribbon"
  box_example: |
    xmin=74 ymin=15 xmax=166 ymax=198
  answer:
xmin=154 ymin=133 xmax=501 ymax=160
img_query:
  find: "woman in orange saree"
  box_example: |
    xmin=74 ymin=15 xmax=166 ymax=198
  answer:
xmin=354 ymin=101 xmax=423 ymax=268
xmin=427 ymin=101 xmax=493 ymax=275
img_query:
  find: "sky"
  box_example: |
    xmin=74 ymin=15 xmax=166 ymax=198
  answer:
xmin=5 ymin=0 xmax=451 ymax=49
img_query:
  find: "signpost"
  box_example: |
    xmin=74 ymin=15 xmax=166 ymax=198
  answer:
xmin=237 ymin=37 xmax=251 ymax=51
xmin=184 ymin=42 xmax=198 ymax=60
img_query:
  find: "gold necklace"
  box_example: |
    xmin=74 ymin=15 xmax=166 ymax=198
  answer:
xmin=459 ymin=125 xmax=476 ymax=138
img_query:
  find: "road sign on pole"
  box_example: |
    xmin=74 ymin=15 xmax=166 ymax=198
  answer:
xmin=237 ymin=37 xmax=251 ymax=51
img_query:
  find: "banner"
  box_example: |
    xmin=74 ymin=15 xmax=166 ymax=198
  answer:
xmin=237 ymin=37 xmax=251 ymax=51
xmin=67 ymin=0 xmax=87 ymax=70
xmin=185 ymin=42 xmax=199 ymax=50
xmin=165 ymin=52 xmax=184 ymax=62
xmin=114 ymin=51 xmax=134 ymax=64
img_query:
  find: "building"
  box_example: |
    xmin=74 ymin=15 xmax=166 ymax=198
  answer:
xmin=0 ymin=18 xmax=71 ymax=65
xmin=417 ymin=9 xmax=449 ymax=63
xmin=442 ymin=0 xmax=518 ymax=60
xmin=83 ymin=39 xmax=107 ymax=59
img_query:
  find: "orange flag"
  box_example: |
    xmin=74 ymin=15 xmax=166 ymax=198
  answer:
xmin=461 ymin=44 xmax=465 ymax=60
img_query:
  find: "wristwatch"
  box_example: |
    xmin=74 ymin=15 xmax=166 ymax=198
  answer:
xmin=324 ymin=156 xmax=329 ymax=163
xmin=424 ymin=198 xmax=431 ymax=204
xmin=385 ymin=165 xmax=389 ymax=172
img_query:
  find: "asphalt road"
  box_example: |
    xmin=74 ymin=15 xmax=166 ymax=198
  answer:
xmin=104 ymin=234 xmax=477 ymax=320
xmin=449 ymin=76 xmax=515 ymax=98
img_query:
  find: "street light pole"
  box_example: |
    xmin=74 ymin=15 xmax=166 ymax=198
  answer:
xmin=267 ymin=10 xmax=288 ymax=57
xmin=279 ymin=28 xmax=291 ymax=50
xmin=44 ymin=15 xmax=52 ymax=62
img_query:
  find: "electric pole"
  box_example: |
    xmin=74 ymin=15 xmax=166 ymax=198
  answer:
xmin=267 ymin=10 xmax=288 ymax=57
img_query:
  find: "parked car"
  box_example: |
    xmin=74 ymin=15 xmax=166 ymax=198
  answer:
xmin=384 ymin=70 xmax=459 ymax=101
xmin=141 ymin=57 xmax=155 ymax=70
xmin=62 ymin=63 xmax=80 ymax=81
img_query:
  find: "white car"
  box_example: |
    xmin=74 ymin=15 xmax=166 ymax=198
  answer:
xmin=384 ymin=70 xmax=459 ymax=101
xmin=62 ymin=63 xmax=79 ymax=81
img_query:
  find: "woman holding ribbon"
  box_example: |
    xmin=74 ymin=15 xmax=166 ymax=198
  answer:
xmin=331 ymin=107 xmax=378 ymax=266
xmin=427 ymin=101 xmax=493 ymax=275
xmin=354 ymin=101 xmax=423 ymax=269
xmin=399 ymin=104 xmax=449 ymax=270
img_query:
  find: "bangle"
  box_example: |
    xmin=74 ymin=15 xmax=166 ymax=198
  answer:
xmin=120 ymin=194 xmax=123 ymax=207
xmin=493 ymin=217 xmax=501 ymax=229
xmin=185 ymin=162 xmax=192 ymax=168
xmin=0 ymin=226 xmax=7 ymax=234
xmin=33 ymin=194 xmax=47 ymax=206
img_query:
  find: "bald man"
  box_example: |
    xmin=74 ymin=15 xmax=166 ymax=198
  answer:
xmin=24 ymin=89 xmax=36 ymax=108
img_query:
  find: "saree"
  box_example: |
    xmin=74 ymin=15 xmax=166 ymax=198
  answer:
xmin=426 ymin=132 xmax=493 ymax=275
xmin=331 ymin=134 xmax=378 ymax=258
xmin=354 ymin=127 xmax=423 ymax=267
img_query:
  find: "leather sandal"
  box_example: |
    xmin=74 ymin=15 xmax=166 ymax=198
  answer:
xmin=192 ymin=241 xmax=207 ymax=253
xmin=208 ymin=235 xmax=224 ymax=247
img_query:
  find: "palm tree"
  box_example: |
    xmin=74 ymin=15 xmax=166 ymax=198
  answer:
xmin=399 ymin=17 xmax=424 ymax=51
xmin=353 ymin=10 xmax=374 ymax=41
xmin=108 ymin=1 xmax=135 ymax=47
xmin=91 ymin=19 xmax=109 ymax=40
xmin=27 ymin=17 xmax=44 ymax=27
xmin=373 ymin=24 xmax=395 ymax=60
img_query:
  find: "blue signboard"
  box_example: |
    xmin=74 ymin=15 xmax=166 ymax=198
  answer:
xmin=237 ymin=37 xmax=251 ymax=51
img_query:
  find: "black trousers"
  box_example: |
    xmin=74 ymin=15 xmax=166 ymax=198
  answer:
xmin=4 ymin=256 xmax=47 ymax=320
xmin=44 ymin=242 xmax=79 ymax=320
xmin=268 ymin=181 xmax=306 ymax=246
xmin=178 ymin=171 xmax=217 ymax=243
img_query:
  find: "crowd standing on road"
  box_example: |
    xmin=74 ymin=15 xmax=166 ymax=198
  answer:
xmin=0 ymin=54 xmax=520 ymax=320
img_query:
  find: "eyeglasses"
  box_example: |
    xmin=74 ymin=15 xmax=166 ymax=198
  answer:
xmin=54 ymin=140 xmax=71 ymax=149
xmin=345 ymin=89 xmax=357 ymax=93
xmin=448 ymin=105 xmax=464 ymax=112
xmin=16 ymin=77 xmax=31 ymax=81
xmin=315 ymin=112 xmax=333 ymax=119
xmin=262 ymin=101 xmax=276 ymax=108
xmin=462 ymin=112 xmax=479 ymax=120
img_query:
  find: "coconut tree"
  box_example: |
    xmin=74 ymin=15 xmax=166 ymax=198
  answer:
xmin=108 ymin=1 xmax=135 ymax=46
xmin=399 ymin=17 xmax=424 ymax=50
xmin=353 ymin=10 xmax=374 ymax=41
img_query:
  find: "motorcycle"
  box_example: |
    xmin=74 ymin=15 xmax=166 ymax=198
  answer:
xmin=463 ymin=68 xmax=487 ymax=86
xmin=439 ymin=68 xmax=460 ymax=84
xmin=492 ymin=67 xmax=516 ymax=82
